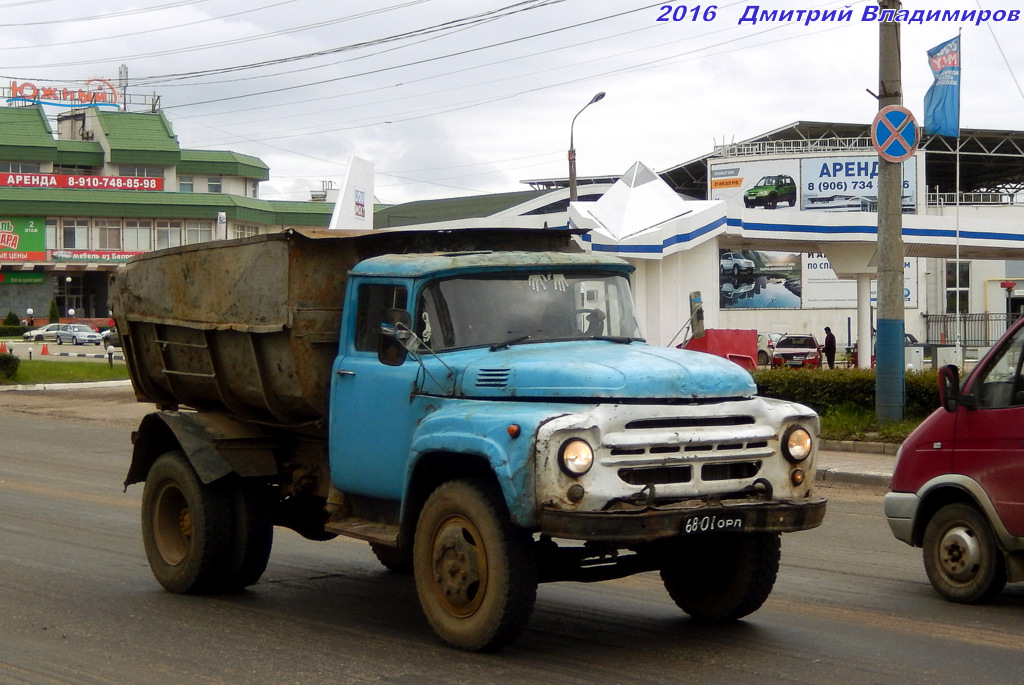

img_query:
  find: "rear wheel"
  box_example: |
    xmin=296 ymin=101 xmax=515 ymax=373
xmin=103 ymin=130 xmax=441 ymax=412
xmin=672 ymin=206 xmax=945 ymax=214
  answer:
xmin=370 ymin=542 xmax=413 ymax=574
xmin=923 ymin=503 xmax=1006 ymax=603
xmin=757 ymin=350 xmax=769 ymax=366
xmin=141 ymin=451 xmax=273 ymax=593
xmin=661 ymin=533 xmax=780 ymax=621
xmin=413 ymin=479 xmax=537 ymax=651
xmin=142 ymin=451 xmax=233 ymax=594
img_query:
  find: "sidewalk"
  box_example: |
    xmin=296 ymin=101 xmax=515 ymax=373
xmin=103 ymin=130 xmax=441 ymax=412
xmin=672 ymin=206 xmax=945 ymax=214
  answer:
xmin=817 ymin=441 xmax=896 ymax=488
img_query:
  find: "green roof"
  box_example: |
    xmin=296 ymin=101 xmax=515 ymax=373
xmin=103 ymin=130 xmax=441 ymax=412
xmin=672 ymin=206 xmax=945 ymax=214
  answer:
xmin=373 ymin=189 xmax=550 ymax=228
xmin=178 ymin=149 xmax=270 ymax=181
xmin=0 ymin=105 xmax=58 ymax=163
xmin=96 ymin=110 xmax=180 ymax=166
xmin=0 ymin=186 xmax=332 ymax=226
xmin=55 ymin=140 xmax=105 ymax=167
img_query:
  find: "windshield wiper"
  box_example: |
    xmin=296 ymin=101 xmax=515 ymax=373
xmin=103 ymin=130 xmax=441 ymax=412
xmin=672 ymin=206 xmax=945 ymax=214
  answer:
xmin=589 ymin=336 xmax=645 ymax=344
xmin=489 ymin=335 xmax=531 ymax=351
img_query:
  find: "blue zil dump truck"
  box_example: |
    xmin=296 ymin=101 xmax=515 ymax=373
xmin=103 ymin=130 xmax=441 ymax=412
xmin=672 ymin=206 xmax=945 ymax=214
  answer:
xmin=112 ymin=227 xmax=825 ymax=651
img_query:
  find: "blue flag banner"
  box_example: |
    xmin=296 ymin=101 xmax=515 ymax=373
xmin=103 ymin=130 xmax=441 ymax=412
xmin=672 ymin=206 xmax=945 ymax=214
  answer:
xmin=924 ymin=36 xmax=960 ymax=137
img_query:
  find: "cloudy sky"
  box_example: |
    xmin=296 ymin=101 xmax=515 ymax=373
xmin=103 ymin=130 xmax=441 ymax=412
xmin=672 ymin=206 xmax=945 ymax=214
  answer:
xmin=2 ymin=0 xmax=1021 ymax=205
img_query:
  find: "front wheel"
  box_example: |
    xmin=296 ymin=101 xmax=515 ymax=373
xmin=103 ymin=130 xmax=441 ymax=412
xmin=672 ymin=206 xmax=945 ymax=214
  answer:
xmin=413 ymin=479 xmax=537 ymax=651
xmin=922 ymin=503 xmax=1006 ymax=603
xmin=661 ymin=533 xmax=780 ymax=621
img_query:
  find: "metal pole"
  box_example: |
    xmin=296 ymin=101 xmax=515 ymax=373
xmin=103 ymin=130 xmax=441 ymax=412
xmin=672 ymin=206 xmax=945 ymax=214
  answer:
xmin=568 ymin=92 xmax=605 ymax=202
xmin=875 ymin=0 xmax=906 ymax=422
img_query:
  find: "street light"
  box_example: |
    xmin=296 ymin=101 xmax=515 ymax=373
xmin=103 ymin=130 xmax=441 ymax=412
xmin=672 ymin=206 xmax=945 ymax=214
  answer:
xmin=568 ymin=91 xmax=606 ymax=203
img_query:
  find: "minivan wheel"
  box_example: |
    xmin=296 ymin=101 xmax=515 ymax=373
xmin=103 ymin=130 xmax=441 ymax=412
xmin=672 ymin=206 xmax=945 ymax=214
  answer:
xmin=922 ymin=503 xmax=1006 ymax=603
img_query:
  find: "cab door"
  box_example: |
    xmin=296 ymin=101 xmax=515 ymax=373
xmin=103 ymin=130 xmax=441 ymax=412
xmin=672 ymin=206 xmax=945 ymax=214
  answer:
xmin=955 ymin=322 xmax=1024 ymax=535
xmin=328 ymin=282 xmax=418 ymax=500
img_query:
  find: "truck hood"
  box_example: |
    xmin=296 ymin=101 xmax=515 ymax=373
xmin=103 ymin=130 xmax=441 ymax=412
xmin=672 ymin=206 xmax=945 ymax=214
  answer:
xmin=452 ymin=341 xmax=756 ymax=400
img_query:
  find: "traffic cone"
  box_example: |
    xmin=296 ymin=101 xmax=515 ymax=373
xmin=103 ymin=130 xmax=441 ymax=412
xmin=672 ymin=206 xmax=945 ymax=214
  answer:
xmin=41 ymin=343 xmax=49 ymax=355
xmin=0 ymin=342 xmax=7 ymax=354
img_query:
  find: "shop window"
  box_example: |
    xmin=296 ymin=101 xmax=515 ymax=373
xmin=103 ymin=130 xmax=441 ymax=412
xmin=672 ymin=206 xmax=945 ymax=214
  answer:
xmin=120 ymin=166 xmax=165 ymax=178
xmin=92 ymin=219 xmax=122 ymax=250
xmin=45 ymin=219 xmax=57 ymax=250
xmin=207 ymin=177 xmax=222 ymax=193
xmin=54 ymin=165 xmax=96 ymax=175
xmin=155 ymin=220 xmax=182 ymax=250
xmin=945 ymin=260 xmax=970 ymax=313
xmin=124 ymin=220 xmax=152 ymax=251
xmin=232 ymin=224 xmax=259 ymax=239
xmin=0 ymin=162 xmax=41 ymax=173
xmin=186 ymin=220 xmax=213 ymax=244
xmin=62 ymin=219 xmax=89 ymax=249
xmin=179 ymin=176 xmax=194 ymax=192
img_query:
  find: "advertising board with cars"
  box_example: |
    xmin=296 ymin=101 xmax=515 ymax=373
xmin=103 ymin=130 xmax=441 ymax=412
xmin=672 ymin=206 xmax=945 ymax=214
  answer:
xmin=709 ymin=153 xmax=918 ymax=214
xmin=719 ymin=248 xmax=918 ymax=311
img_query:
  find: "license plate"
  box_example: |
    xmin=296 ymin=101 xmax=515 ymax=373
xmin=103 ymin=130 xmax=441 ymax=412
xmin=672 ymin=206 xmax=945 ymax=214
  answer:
xmin=787 ymin=360 xmax=803 ymax=367
xmin=682 ymin=514 xmax=744 ymax=535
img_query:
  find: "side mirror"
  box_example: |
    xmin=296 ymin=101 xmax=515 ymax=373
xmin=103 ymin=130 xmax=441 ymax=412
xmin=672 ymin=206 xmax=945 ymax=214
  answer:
xmin=378 ymin=308 xmax=412 ymax=366
xmin=938 ymin=364 xmax=961 ymax=412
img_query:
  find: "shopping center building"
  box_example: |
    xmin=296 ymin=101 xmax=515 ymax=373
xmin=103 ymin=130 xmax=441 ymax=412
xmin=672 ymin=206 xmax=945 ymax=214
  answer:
xmin=0 ymin=103 xmax=332 ymax=323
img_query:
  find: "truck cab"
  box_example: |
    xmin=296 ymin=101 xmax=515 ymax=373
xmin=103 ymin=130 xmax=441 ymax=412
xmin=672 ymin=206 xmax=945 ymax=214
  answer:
xmin=885 ymin=316 xmax=1024 ymax=603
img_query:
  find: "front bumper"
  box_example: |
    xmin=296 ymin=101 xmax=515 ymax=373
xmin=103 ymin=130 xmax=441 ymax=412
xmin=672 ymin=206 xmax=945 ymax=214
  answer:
xmin=882 ymin=491 xmax=919 ymax=545
xmin=538 ymin=496 xmax=826 ymax=543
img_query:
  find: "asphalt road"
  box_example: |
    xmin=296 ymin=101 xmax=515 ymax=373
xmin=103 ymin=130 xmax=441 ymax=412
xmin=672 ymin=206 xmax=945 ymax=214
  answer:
xmin=2 ymin=389 xmax=1023 ymax=684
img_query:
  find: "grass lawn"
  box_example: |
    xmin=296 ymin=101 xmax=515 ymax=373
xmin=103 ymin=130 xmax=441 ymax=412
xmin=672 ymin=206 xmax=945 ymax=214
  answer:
xmin=0 ymin=359 xmax=130 ymax=385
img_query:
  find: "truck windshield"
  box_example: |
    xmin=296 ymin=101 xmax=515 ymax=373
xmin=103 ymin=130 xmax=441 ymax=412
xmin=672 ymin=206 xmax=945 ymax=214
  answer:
xmin=415 ymin=272 xmax=643 ymax=351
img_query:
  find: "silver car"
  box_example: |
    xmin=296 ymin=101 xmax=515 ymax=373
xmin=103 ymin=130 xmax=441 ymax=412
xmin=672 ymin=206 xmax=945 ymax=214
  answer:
xmin=22 ymin=323 xmax=66 ymax=342
xmin=55 ymin=324 xmax=103 ymax=346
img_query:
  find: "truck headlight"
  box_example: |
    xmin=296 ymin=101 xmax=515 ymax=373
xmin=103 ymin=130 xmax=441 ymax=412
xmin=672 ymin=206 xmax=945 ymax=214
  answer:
xmin=559 ymin=439 xmax=594 ymax=476
xmin=782 ymin=425 xmax=812 ymax=463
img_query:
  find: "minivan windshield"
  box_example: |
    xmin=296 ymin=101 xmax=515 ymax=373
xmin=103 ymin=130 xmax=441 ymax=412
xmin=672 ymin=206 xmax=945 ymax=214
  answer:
xmin=414 ymin=272 xmax=643 ymax=351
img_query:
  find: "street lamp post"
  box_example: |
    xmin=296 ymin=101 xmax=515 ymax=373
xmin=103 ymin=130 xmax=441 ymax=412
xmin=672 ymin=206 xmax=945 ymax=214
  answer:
xmin=568 ymin=92 xmax=606 ymax=203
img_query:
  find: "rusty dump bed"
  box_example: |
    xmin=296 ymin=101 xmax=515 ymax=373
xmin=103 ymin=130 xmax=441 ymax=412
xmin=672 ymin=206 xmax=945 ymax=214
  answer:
xmin=111 ymin=227 xmax=581 ymax=426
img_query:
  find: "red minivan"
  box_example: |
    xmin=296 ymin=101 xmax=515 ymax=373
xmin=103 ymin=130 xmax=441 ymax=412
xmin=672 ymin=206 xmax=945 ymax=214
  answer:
xmin=885 ymin=317 xmax=1024 ymax=603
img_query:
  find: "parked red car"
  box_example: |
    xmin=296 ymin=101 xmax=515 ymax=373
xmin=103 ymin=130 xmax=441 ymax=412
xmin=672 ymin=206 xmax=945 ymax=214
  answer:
xmin=885 ymin=316 xmax=1024 ymax=603
xmin=770 ymin=334 xmax=822 ymax=369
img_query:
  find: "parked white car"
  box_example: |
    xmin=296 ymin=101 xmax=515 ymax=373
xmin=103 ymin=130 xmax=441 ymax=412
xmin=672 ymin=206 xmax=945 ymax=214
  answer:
xmin=55 ymin=324 xmax=103 ymax=346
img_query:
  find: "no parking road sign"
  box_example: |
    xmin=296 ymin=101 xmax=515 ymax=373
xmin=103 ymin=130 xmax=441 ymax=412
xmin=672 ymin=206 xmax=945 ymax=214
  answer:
xmin=872 ymin=105 xmax=919 ymax=163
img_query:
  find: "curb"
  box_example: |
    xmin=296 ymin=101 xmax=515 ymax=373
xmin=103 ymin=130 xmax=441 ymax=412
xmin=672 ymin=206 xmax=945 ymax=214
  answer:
xmin=821 ymin=439 xmax=899 ymax=455
xmin=49 ymin=352 xmax=125 ymax=360
xmin=816 ymin=467 xmax=892 ymax=488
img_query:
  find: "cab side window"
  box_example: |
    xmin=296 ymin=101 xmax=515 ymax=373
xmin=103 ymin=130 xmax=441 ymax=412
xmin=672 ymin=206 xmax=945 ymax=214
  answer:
xmin=354 ymin=284 xmax=407 ymax=352
xmin=975 ymin=326 xmax=1024 ymax=409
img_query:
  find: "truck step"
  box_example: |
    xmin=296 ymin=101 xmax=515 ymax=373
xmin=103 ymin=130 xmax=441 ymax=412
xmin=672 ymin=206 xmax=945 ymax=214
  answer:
xmin=324 ymin=519 xmax=400 ymax=546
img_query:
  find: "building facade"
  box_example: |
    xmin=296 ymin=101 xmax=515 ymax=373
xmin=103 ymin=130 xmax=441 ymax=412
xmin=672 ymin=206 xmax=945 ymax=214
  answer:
xmin=0 ymin=104 xmax=332 ymax=323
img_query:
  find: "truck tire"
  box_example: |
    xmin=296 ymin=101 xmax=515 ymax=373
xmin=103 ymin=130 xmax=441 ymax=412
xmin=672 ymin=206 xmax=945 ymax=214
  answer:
xmin=922 ymin=503 xmax=1006 ymax=603
xmin=660 ymin=532 xmax=780 ymax=621
xmin=370 ymin=542 xmax=412 ymax=574
xmin=226 ymin=480 xmax=274 ymax=590
xmin=413 ymin=479 xmax=537 ymax=651
xmin=141 ymin=451 xmax=233 ymax=594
